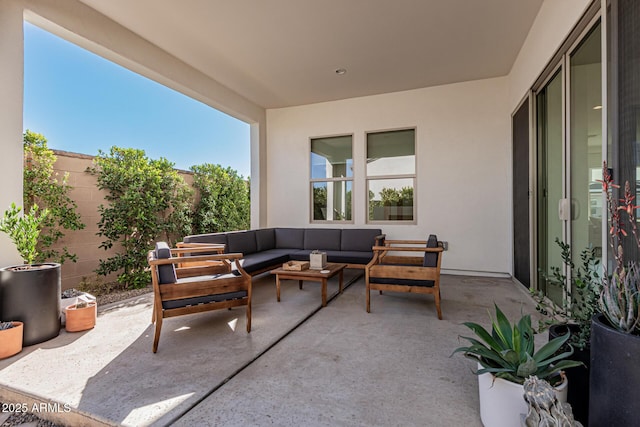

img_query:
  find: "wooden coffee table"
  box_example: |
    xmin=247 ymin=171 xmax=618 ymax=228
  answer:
xmin=270 ymin=263 xmax=347 ymax=307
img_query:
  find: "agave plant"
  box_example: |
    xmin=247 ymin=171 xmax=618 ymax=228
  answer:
xmin=598 ymin=162 xmax=640 ymax=334
xmin=600 ymin=263 xmax=640 ymax=333
xmin=0 ymin=322 xmax=16 ymax=331
xmin=452 ymin=304 xmax=584 ymax=385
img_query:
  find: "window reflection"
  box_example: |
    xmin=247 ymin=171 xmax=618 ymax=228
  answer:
xmin=310 ymin=135 xmax=353 ymax=222
xmin=366 ymin=129 xmax=416 ymax=222
xmin=312 ymin=181 xmax=352 ymax=221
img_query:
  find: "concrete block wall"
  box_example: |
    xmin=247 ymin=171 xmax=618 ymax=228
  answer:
xmin=49 ymin=150 xmax=194 ymax=290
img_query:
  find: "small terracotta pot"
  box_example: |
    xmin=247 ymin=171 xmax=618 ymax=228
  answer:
xmin=65 ymin=303 xmax=97 ymax=332
xmin=0 ymin=321 xmax=23 ymax=359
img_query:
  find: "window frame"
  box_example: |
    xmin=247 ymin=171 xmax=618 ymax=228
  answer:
xmin=365 ymin=127 xmax=417 ymax=225
xmin=309 ymin=133 xmax=354 ymax=224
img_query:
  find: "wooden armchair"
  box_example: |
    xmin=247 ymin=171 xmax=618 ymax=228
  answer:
xmin=148 ymin=242 xmax=252 ymax=353
xmin=365 ymin=234 xmax=444 ymax=319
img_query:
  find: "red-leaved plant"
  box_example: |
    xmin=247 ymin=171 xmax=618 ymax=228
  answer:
xmin=599 ymin=161 xmax=640 ymax=333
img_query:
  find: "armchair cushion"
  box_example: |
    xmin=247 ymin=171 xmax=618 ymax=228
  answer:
xmin=423 ymin=234 xmax=439 ymax=267
xmin=162 ymin=284 xmax=247 ymax=309
xmin=369 ymin=277 xmax=435 ymax=288
xmin=155 ymin=242 xmax=177 ymax=284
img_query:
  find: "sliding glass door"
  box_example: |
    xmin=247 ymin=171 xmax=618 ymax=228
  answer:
xmin=537 ymin=71 xmax=564 ymax=305
xmin=534 ymin=20 xmax=602 ymax=304
xmin=569 ymin=23 xmax=603 ymax=265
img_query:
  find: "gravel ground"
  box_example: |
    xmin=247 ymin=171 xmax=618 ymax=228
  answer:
xmin=95 ymin=286 xmax=152 ymax=306
xmin=0 ymin=287 xmax=152 ymax=426
xmin=0 ymin=403 xmax=64 ymax=426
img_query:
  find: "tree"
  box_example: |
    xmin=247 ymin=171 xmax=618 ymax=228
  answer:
xmin=88 ymin=147 xmax=193 ymax=288
xmin=23 ymin=130 xmax=85 ymax=263
xmin=191 ymin=164 xmax=250 ymax=233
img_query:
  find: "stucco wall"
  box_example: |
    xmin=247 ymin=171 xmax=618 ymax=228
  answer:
xmin=266 ymin=77 xmax=511 ymax=276
xmin=508 ymin=0 xmax=592 ymax=111
xmin=50 ymin=150 xmax=195 ymax=290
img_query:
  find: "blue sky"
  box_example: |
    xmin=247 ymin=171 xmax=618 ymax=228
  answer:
xmin=23 ymin=22 xmax=251 ymax=177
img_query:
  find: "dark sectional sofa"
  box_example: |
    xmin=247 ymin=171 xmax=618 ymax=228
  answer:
xmin=182 ymin=228 xmax=384 ymax=276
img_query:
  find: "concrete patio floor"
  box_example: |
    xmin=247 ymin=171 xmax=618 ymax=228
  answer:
xmin=0 ymin=271 xmax=537 ymax=426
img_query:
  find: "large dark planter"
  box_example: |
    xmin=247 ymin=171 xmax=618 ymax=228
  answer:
xmin=549 ymin=324 xmax=590 ymax=425
xmin=0 ymin=263 xmax=61 ymax=346
xmin=590 ymin=313 xmax=640 ymax=427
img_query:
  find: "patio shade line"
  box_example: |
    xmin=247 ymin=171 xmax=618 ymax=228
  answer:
xmin=163 ymin=271 xmax=363 ymax=426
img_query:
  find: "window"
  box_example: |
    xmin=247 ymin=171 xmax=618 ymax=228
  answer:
xmin=367 ymin=129 xmax=416 ymax=222
xmin=310 ymin=135 xmax=353 ymax=222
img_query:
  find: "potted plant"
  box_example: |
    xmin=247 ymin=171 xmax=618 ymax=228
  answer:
xmin=60 ymin=288 xmax=96 ymax=326
xmin=0 ymin=321 xmax=23 ymax=359
xmin=0 ymin=203 xmax=61 ymax=346
xmin=452 ymin=304 xmax=583 ymax=427
xmin=589 ymin=162 xmax=640 ymax=426
xmin=64 ymin=295 xmax=97 ymax=332
xmin=531 ymin=238 xmax=600 ymax=425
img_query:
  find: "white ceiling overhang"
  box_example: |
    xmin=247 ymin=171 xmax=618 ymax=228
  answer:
xmin=76 ymin=0 xmax=544 ymax=109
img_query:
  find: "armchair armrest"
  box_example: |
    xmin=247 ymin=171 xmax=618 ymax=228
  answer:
xmin=148 ymin=252 xmax=243 ymax=265
xmin=372 ymin=246 xmax=443 ymax=253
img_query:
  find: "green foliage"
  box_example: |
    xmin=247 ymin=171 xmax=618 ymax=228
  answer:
xmin=191 ymin=164 xmax=250 ymax=233
xmin=88 ymin=147 xmax=193 ymax=288
xmin=23 ymin=130 xmax=85 ymax=263
xmin=532 ymin=238 xmax=600 ymax=350
xmin=452 ymin=304 xmax=583 ymax=385
xmin=0 ymin=203 xmax=49 ymax=265
xmin=600 ymin=162 xmax=640 ymax=334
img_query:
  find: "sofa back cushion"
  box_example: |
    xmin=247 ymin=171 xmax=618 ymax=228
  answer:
xmin=255 ymin=228 xmax=276 ymax=251
xmin=341 ymin=229 xmax=383 ymax=252
xmin=275 ymin=228 xmax=305 ymax=249
xmin=227 ymin=231 xmax=257 ymax=255
xmin=303 ymin=228 xmax=341 ymax=250
xmin=182 ymin=232 xmax=228 ymax=248
xmin=154 ymin=241 xmax=177 ymax=284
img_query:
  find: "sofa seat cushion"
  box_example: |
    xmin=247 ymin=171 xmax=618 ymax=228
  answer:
xmin=325 ymin=250 xmax=374 ymax=265
xmin=368 ymin=277 xmax=435 ymax=288
xmin=238 ymin=249 xmax=292 ymax=273
xmin=288 ymin=250 xmax=373 ymax=265
xmin=162 ymin=290 xmax=248 ymax=310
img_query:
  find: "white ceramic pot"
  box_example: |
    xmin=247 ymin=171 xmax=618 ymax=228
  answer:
xmin=477 ymin=366 xmax=567 ymax=427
